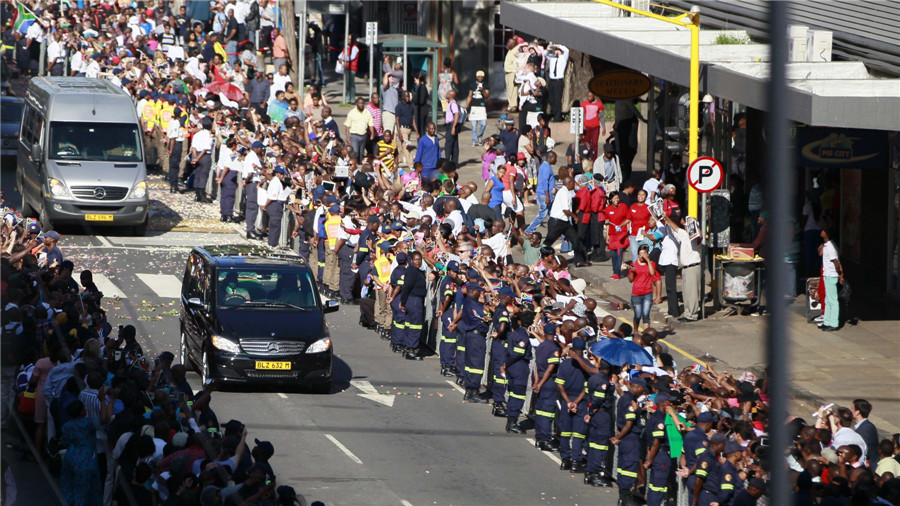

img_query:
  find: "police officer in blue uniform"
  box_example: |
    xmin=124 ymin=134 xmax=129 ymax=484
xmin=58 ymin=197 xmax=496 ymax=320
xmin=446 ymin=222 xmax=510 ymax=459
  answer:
xmin=314 ymin=203 xmax=329 ymax=286
xmin=692 ymin=432 xmax=727 ymax=506
xmin=399 ymin=251 xmax=427 ymax=360
xmin=583 ymin=353 xmax=616 ymax=487
xmin=489 ymin=288 xmax=513 ymax=417
xmin=450 ymin=282 xmax=490 ymax=403
xmin=452 ymin=277 xmax=467 ymax=386
xmin=437 ymin=261 xmax=461 ymax=377
xmin=645 ymin=392 xmax=676 ymax=506
xmin=611 ymin=376 xmax=647 ymax=506
xmin=388 ymin=252 xmax=408 ymax=353
xmin=717 ymin=441 xmax=745 ymax=506
xmin=682 ymin=411 xmax=716 ymax=504
xmin=355 ymin=215 xmax=381 ymax=280
xmin=533 ymin=323 xmax=560 ymax=451
xmin=556 ymin=337 xmax=589 ymax=472
xmin=502 ymin=309 xmax=534 ymax=434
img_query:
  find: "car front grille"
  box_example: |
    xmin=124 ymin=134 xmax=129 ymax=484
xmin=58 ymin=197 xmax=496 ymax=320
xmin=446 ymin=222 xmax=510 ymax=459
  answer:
xmin=239 ymin=339 xmax=305 ymax=356
xmin=244 ymin=370 xmax=300 ymax=379
xmin=70 ymin=185 xmax=129 ymax=201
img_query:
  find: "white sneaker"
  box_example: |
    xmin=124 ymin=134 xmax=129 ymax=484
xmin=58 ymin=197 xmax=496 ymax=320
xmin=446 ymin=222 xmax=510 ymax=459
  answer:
xmin=813 ymin=315 xmax=824 ymax=323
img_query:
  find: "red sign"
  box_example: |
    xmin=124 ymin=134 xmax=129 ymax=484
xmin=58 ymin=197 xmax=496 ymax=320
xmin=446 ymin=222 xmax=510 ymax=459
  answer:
xmin=687 ymin=157 xmax=724 ymax=193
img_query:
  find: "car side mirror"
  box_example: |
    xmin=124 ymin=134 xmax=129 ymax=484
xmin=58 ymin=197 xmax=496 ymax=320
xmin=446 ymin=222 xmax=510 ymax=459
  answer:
xmin=187 ymin=297 xmax=206 ymax=310
xmin=31 ymin=142 xmax=41 ymax=164
xmin=324 ymin=299 xmax=339 ymax=314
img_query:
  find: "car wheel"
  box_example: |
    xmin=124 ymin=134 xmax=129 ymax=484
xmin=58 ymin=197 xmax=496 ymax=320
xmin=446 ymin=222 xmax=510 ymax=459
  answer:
xmin=180 ymin=331 xmax=193 ymax=371
xmin=39 ymin=204 xmax=52 ymax=231
xmin=311 ymin=380 xmax=332 ymax=395
xmin=18 ymin=182 xmax=35 ymax=218
xmin=133 ymin=216 xmax=148 ymax=236
xmin=201 ymin=348 xmax=211 ymax=384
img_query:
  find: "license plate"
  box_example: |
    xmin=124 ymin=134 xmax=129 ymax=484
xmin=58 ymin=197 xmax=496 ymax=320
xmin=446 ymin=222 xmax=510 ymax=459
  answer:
xmin=85 ymin=214 xmax=114 ymax=222
xmin=255 ymin=361 xmax=291 ymax=370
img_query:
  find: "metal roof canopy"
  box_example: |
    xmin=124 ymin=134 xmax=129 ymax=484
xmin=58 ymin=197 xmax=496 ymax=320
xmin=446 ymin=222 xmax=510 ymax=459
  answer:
xmin=379 ymin=34 xmax=447 ymax=134
xmin=379 ymin=34 xmax=447 ymax=50
xmin=500 ymin=2 xmax=900 ymax=131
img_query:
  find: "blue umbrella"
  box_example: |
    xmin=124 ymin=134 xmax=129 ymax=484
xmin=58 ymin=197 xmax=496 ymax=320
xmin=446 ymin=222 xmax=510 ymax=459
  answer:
xmin=589 ymin=338 xmax=654 ymax=366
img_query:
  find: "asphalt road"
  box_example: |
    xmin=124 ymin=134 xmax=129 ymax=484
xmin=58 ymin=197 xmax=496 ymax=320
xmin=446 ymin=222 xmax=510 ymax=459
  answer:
xmin=2 ymin=164 xmax=620 ymax=505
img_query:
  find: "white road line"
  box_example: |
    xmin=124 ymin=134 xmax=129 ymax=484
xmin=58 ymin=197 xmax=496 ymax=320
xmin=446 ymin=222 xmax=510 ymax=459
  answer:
xmin=92 ymin=274 xmax=128 ymax=299
xmin=400 ymin=500 xmax=414 ymax=506
xmin=445 ymin=379 xmax=465 ymax=394
xmin=525 ymin=438 xmax=562 ymax=465
xmin=136 ymin=273 xmax=182 ymax=298
xmin=277 ymin=393 xmax=288 ymax=399
xmin=324 ymin=434 xmax=363 ymax=464
xmin=97 ymin=236 xmax=114 ymax=247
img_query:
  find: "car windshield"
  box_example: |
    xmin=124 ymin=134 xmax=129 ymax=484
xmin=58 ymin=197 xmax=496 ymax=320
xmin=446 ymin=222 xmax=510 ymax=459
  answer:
xmin=216 ymin=268 xmax=318 ymax=309
xmin=49 ymin=121 xmax=142 ymax=162
xmin=2 ymin=101 xmax=23 ymax=122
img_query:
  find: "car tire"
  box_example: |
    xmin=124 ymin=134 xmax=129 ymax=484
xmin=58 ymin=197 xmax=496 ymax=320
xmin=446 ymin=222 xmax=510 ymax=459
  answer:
xmin=133 ymin=216 xmax=148 ymax=236
xmin=18 ymin=181 xmax=35 ymax=218
xmin=39 ymin=204 xmax=52 ymax=231
xmin=180 ymin=331 xmax=194 ymax=371
xmin=311 ymin=379 xmax=332 ymax=395
xmin=201 ymin=348 xmax=211 ymax=384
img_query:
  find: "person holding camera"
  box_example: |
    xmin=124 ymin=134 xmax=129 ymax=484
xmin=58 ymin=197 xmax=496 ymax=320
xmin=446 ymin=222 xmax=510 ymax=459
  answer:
xmin=628 ymin=244 xmax=657 ymax=336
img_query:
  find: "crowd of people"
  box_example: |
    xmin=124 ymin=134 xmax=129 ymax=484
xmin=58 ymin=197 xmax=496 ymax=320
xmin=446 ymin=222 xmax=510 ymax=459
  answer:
xmin=0 ymin=0 xmax=882 ymax=505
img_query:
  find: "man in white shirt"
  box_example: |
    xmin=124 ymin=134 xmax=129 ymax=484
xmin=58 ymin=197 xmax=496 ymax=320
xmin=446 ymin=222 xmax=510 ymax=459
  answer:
xmin=665 ymin=214 xmax=702 ymax=321
xmin=262 ymin=165 xmax=288 ymax=247
xmin=642 ymin=168 xmax=662 ymax=202
xmin=166 ymin=111 xmax=186 ymax=192
xmin=242 ymin=141 xmax=265 ymax=239
xmin=480 ymin=218 xmax=509 ymax=262
xmin=45 ymin=32 xmax=64 ymax=76
xmin=189 ymin=118 xmax=214 ymax=202
xmin=270 ymin=64 xmax=292 ymax=103
xmin=545 ymin=43 xmax=569 ymax=122
xmin=820 ymin=227 xmax=843 ymax=330
xmin=543 ymin=177 xmax=588 ymax=267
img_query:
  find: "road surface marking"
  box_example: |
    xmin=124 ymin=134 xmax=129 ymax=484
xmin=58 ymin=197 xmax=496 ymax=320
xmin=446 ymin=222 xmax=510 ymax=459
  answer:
xmin=97 ymin=236 xmax=114 ymax=247
xmin=401 ymin=501 xmax=414 ymax=506
xmin=445 ymin=380 xmax=465 ymax=394
xmin=324 ymin=434 xmax=363 ymax=464
xmin=595 ymin=306 xmax=707 ymax=367
xmin=137 ymin=273 xmax=182 ymax=298
xmin=92 ymin=274 xmax=128 ymax=299
xmin=525 ymin=438 xmax=562 ymax=465
xmin=277 ymin=393 xmax=288 ymax=399
xmin=350 ymin=380 xmax=395 ymax=407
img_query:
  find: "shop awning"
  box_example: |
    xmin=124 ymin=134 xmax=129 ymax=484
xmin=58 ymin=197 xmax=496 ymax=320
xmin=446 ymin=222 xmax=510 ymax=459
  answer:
xmin=500 ymin=2 xmax=900 ymax=131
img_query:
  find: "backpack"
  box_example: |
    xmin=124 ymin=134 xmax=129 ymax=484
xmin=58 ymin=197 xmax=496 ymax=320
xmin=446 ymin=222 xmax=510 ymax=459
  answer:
xmin=452 ymin=101 xmax=468 ymax=126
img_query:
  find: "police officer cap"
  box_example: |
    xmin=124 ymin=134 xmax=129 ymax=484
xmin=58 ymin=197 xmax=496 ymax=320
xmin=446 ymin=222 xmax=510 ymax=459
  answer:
xmin=366 ymin=215 xmax=381 ymax=225
xmin=709 ymin=433 xmax=728 ymax=444
xmin=571 ymin=337 xmax=586 ymax=351
xmin=543 ymin=323 xmax=557 ymax=335
xmin=654 ymin=392 xmax=675 ymax=404
xmin=697 ymin=411 xmax=717 ymax=424
xmin=378 ymin=241 xmax=392 ymax=251
xmin=139 ymin=89 xmax=150 ymax=98
xmin=325 ymin=195 xmax=340 ymax=205
xmin=396 ymin=252 xmax=409 ymax=264
xmin=465 ymin=281 xmax=482 ymax=292
xmin=391 ymin=221 xmax=405 ymax=231
xmin=724 ymin=441 xmax=743 ymax=454
xmin=328 ymin=204 xmax=340 ymax=214
xmin=447 ymin=260 xmax=460 ymax=272
xmin=201 ymin=117 xmax=213 ymax=128
xmin=748 ymin=478 xmax=766 ymax=491
xmin=273 ymin=165 xmax=287 ymax=175
xmin=380 ymin=225 xmax=392 ymax=234
xmin=251 ymin=140 xmax=264 ymax=149
xmin=630 ymin=377 xmax=647 ymax=388
xmin=498 ymin=286 xmax=515 ymax=298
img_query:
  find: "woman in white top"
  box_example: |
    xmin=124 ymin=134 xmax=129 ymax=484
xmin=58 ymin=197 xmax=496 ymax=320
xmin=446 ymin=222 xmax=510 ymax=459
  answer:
xmin=819 ymin=227 xmax=843 ymax=331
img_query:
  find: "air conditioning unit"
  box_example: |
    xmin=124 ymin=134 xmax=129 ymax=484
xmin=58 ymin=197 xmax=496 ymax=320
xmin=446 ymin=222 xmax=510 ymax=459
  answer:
xmin=787 ymin=25 xmax=809 ymax=62
xmin=806 ymin=30 xmax=833 ymax=62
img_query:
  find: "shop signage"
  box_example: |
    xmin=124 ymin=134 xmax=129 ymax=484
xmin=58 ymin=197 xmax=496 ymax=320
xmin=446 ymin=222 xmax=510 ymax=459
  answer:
xmin=588 ymin=70 xmax=651 ymax=101
xmin=795 ymin=127 xmax=887 ymax=170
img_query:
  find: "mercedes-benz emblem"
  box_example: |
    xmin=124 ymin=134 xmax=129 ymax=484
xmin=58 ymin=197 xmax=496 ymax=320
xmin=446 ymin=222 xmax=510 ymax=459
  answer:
xmin=93 ymin=187 xmax=107 ymax=199
xmin=267 ymin=342 xmax=279 ymax=353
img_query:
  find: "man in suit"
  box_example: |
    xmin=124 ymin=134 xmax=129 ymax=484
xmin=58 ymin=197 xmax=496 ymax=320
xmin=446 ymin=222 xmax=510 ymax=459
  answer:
xmin=852 ymin=399 xmax=879 ymax=466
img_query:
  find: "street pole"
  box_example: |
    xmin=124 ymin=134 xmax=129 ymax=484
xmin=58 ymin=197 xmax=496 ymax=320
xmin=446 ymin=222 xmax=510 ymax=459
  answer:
xmin=343 ymin=0 xmax=350 ymax=103
xmin=297 ymin=0 xmax=307 ymax=89
xmin=403 ymin=35 xmax=408 ymax=91
xmin=700 ymin=193 xmax=707 ymax=319
xmin=764 ymin=3 xmax=793 ymax=506
xmin=368 ymin=37 xmax=373 ymax=98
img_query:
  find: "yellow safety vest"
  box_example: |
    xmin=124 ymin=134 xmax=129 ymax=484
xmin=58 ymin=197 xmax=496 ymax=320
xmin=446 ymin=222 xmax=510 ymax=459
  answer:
xmin=324 ymin=214 xmax=342 ymax=248
xmin=142 ymin=100 xmax=157 ymax=131
xmin=374 ymin=255 xmax=392 ymax=284
xmin=159 ymin=103 xmax=174 ymax=130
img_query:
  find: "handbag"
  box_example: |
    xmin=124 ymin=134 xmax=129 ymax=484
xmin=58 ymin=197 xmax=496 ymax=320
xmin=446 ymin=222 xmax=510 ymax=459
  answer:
xmin=838 ymin=280 xmax=851 ymax=303
xmin=18 ymin=385 xmax=36 ymax=415
xmin=335 ymin=60 xmax=344 ymax=75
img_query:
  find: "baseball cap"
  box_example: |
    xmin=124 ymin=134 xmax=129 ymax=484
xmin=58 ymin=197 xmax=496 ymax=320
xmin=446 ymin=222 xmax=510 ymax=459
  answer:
xmin=654 ymin=392 xmax=674 ymax=404
xmin=391 ymin=221 xmax=405 ymax=231
xmin=366 ymin=215 xmax=381 ymax=225
xmin=44 ymin=230 xmax=60 ymax=241
xmin=254 ymin=438 xmax=275 ymax=459
xmin=328 ymin=204 xmax=341 ymax=214
xmin=498 ymin=286 xmax=515 ymax=298
xmin=447 ymin=260 xmax=460 ymax=272
xmin=380 ymin=225 xmax=392 ymax=234
xmin=747 ymin=478 xmax=766 ymax=491
xmin=273 ymin=165 xmax=287 ymax=175
xmin=516 ymin=152 xmax=526 ymax=161
xmin=709 ymin=432 xmax=728 ymax=444
xmin=697 ymin=411 xmax=717 ymax=423
xmin=724 ymin=441 xmax=743 ymax=455
xmin=543 ymin=323 xmax=557 ymax=335
xmin=630 ymin=377 xmax=647 ymax=388
xmin=475 ymin=70 xmax=485 ymax=77
xmin=571 ymin=337 xmax=586 ymax=351
xmin=171 ymin=431 xmax=189 ymax=448
xmin=27 ymin=222 xmax=40 ymax=234
xmin=251 ymin=140 xmax=264 ymax=149
xmin=396 ymin=252 xmax=409 ymax=264
xmin=465 ymin=281 xmax=482 ymax=292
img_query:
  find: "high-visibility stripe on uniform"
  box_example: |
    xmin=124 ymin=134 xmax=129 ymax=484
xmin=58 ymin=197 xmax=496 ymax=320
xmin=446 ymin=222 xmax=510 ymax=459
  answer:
xmin=535 ymin=410 xmax=555 ymax=418
xmin=572 ymin=432 xmax=586 ymax=439
xmin=695 ymin=448 xmax=706 ymax=455
xmin=317 ymin=262 xmax=325 ymax=267
xmin=696 ymin=469 xmax=708 ymax=477
xmin=513 ymin=347 xmax=526 ymax=353
xmin=464 ymin=367 xmax=484 ymax=374
xmin=593 ymin=391 xmax=606 ymax=398
xmin=554 ymin=378 xmax=566 ymax=384
xmin=721 ymin=484 xmax=734 ymax=491
xmin=456 ymin=345 xmax=466 ymax=351
xmin=652 ymin=431 xmax=665 ymax=437
xmin=560 ymin=431 xmax=572 ymax=437
xmin=393 ymin=321 xmax=406 ymax=329
xmin=405 ymin=323 xmax=423 ymax=330
xmin=648 ymin=485 xmax=668 ymax=492
xmin=547 ymin=357 xmax=560 ymax=363
xmin=508 ymin=392 xmax=526 ymax=400
xmin=617 ymin=469 xmax=638 ymax=478
xmin=492 ymin=376 xmax=508 ymax=385
xmin=441 ymin=337 xmax=457 ymax=343
xmin=589 ymin=443 xmax=609 ymax=450
xmin=625 ymin=413 xmax=636 ymax=420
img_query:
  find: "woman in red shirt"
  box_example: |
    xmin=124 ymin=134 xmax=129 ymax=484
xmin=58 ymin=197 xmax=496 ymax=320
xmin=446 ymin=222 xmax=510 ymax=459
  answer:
xmin=605 ymin=191 xmax=630 ymax=279
xmin=581 ymin=91 xmax=606 ymax=161
xmin=662 ymin=184 xmax=682 ymax=224
xmin=628 ymin=189 xmax=651 ymax=263
xmin=628 ymin=244 xmax=657 ymax=336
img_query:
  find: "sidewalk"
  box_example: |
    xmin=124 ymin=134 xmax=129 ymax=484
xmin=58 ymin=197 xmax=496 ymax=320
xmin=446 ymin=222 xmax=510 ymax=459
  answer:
xmin=326 ymin=74 xmax=900 ymax=435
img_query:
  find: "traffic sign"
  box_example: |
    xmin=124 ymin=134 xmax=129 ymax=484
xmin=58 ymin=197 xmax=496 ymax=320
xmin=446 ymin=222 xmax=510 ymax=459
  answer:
xmin=687 ymin=156 xmax=724 ymax=193
xmin=365 ymin=22 xmax=378 ymax=46
xmin=569 ymin=107 xmax=584 ymax=135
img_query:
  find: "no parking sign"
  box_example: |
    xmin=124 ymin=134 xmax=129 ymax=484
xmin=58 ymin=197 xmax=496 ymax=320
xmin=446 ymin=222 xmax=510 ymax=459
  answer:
xmin=687 ymin=157 xmax=724 ymax=193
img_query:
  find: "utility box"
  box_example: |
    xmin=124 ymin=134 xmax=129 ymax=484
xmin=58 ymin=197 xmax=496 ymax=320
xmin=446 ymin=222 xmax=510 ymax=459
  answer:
xmin=806 ymin=30 xmax=833 ymax=62
xmin=787 ymin=25 xmax=809 ymax=62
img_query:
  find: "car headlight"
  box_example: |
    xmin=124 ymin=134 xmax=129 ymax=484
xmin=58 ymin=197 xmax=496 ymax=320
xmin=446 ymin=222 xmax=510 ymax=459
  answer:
xmin=306 ymin=337 xmax=331 ymax=354
xmin=211 ymin=335 xmax=241 ymax=354
xmin=49 ymin=178 xmax=68 ymax=197
xmin=130 ymin=180 xmax=147 ymax=199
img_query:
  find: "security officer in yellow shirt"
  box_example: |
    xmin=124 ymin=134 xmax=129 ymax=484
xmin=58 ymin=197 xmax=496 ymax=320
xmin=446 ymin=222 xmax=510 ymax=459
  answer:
xmin=157 ymin=94 xmax=176 ymax=175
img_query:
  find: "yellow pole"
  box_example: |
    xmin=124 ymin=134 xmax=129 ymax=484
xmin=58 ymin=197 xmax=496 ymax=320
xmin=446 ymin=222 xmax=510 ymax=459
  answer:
xmin=591 ymin=0 xmax=701 ymax=217
xmin=688 ymin=19 xmax=700 ymax=218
